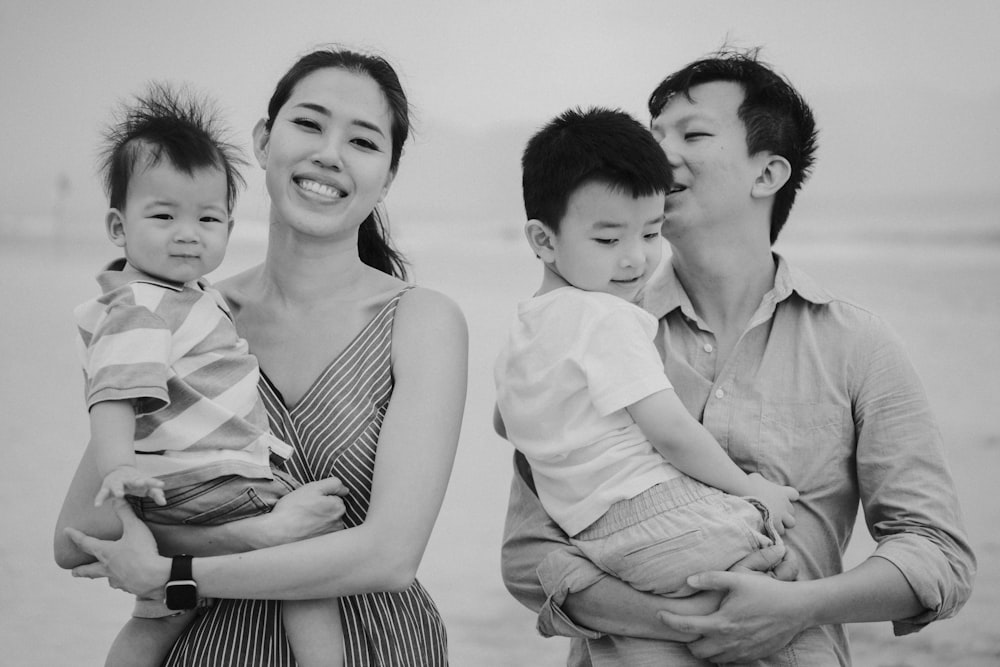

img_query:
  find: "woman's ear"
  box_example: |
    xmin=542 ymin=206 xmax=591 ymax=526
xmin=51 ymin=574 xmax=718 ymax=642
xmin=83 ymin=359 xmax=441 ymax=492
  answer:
xmin=105 ymin=209 xmax=126 ymax=247
xmin=252 ymin=118 xmax=270 ymax=168
xmin=751 ymin=154 xmax=792 ymax=199
xmin=524 ymin=219 xmax=557 ymax=262
xmin=378 ymin=170 xmax=396 ymax=203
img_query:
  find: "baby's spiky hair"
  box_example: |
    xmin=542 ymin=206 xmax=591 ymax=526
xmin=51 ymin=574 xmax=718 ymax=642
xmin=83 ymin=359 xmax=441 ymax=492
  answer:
xmin=99 ymin=82 xmax=246 ymax=212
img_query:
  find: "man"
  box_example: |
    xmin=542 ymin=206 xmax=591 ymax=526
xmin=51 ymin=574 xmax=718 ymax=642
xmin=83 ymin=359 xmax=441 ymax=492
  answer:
xmin=500 ymin=49 xmax=975 ymax=665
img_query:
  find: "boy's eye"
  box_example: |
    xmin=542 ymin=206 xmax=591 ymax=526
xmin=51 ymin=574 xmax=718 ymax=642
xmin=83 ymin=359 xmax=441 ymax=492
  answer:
xmin=685 ymin=132 xmax=710 ymax=140
xmin=644 ymin=232 xmax=660 ymax=241
xmin=593 ymin=238 xmax=618 ymax=246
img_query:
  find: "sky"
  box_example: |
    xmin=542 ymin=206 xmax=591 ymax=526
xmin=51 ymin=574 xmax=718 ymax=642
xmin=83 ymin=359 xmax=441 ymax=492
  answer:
xmin=2 ymin=0 xmax=999 ymax=230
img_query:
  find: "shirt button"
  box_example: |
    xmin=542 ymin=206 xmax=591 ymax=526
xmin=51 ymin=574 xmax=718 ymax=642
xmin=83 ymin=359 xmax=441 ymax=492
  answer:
xmin=715 ymin=389 xmax=725 ymax=399
xmin=703 ymin=343 xmax=714 ymax=353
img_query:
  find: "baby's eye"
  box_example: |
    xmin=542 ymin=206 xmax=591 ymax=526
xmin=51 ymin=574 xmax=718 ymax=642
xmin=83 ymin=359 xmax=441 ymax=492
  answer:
xmin=201 ymin=216 xmax=224 ymax=224
xmin=151 ymin=214 xmax=173 ymax=220
xmin=644 ymin=232 xmax=660 ymax=241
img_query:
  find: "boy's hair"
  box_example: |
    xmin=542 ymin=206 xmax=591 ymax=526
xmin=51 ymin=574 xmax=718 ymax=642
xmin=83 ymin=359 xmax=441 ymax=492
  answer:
xmin=648 ymin=47 xmax=817 ymax=243
xmin=522 ymin=107 xmax=672 ymax=232
xmin=99 ymin=82 xmax=247 ymax=213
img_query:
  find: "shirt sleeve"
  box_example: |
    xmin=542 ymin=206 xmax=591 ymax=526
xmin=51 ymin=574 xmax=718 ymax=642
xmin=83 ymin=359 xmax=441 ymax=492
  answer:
xmin=500 ymin=452 xmax=607 ymax=639
xmin=853 ymin=318 xmax=976 ymax=635
xmin=581 ymin=305 xmax=671 ymax=416
xmin=82 ymin=292 xmax=173 ymax=414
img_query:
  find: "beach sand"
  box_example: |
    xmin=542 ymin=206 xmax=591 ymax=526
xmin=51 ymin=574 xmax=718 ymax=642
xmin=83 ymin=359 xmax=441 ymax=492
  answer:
xmin=2 ymin=212 xmax=998 ymax=665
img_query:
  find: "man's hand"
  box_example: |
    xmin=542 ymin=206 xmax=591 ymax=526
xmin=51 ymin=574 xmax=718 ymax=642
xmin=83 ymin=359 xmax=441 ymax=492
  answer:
xmin=659 ymin=571 xmax=811 ymax=663
xmin=95 ymin=465 xmax=165 ymax=507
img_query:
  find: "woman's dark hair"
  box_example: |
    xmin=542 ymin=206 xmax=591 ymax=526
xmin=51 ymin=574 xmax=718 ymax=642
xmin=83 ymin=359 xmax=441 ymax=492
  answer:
xmin=265 ymin=47 xmax=410 ymax=279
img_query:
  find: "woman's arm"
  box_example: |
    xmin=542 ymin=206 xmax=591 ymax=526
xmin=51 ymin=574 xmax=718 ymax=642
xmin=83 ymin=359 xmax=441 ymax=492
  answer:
xmin=54 ymin=440 xmax=348 ymax=567
xmin=71 ymin=287 xmax=468 ymax=601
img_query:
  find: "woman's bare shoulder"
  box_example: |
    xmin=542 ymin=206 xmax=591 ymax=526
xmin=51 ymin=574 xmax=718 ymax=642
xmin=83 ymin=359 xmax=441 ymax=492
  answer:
xmin=393 ymin=285 xmax=468 ymax=341
xmin=214 ymin=265 xmax=265 ymax=314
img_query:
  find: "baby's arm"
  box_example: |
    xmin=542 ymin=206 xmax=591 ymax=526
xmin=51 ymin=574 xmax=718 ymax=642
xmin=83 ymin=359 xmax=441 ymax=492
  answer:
xmin=627 ymin=390 xmax=798 ymax=532
xmin=90 ymin=400 xmax=165 ymax=507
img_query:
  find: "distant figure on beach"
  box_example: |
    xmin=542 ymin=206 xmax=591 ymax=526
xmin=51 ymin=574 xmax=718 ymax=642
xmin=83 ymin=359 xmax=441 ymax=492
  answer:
xmin=56 ymin=47 xmax=467 ymax=666
xmin=68 ymin=82 xmax=345 ymax=667
xmin=500 ymin=48 xmax=975 ymax=665
xmin=494 ymin=107 xmax=799 ymax=609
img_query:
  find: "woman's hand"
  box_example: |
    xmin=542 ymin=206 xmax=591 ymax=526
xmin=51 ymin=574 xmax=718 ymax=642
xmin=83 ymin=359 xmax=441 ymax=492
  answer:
xmin=65 ymin=499 xmax=170 ymax=600
xmin=255 ymin=477 xmax=349 ymax=548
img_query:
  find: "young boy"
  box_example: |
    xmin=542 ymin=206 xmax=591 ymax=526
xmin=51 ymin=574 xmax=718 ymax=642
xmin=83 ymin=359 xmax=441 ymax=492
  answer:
xmin=74 ymin=83 xmax=343 ymax=667
xmin=494 ymin=107 xmax=799 ymax=599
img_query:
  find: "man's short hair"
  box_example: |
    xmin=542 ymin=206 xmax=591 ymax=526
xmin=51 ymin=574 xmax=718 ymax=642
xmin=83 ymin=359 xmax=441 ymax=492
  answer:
xmin=648 ymin=48 xmax=818 ymax=243
xmin=99 ymin=82 xmax=246 ymax=213
xmin=522 ymin=106 xmax=671 ymax=232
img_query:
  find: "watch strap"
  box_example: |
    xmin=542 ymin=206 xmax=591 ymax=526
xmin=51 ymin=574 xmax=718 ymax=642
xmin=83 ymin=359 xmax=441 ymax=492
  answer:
xmin=170 ymin=554 xmax=193 ymax=581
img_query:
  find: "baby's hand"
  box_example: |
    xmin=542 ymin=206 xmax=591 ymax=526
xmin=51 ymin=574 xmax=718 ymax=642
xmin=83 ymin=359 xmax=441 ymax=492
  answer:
xmin=95 ymin=466 xmax=166 ymax=507
xmin=745 ymin=472 xmax=799 ymax=535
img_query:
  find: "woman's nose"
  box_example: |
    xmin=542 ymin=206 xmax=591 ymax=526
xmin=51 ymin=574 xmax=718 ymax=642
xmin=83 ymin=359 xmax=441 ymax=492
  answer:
xmin=313 ymin=136 xmax=344 ymax=170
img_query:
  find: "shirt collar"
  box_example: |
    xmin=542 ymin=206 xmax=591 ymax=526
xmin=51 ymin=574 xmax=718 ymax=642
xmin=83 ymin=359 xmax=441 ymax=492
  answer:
xmin=96 ymin=258 xmax=202 ymax=294
xmin=642 ymin=252 xmax=834 ymax=320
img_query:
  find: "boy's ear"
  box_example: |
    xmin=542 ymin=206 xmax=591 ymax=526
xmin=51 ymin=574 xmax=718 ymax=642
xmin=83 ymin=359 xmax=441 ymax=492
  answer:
xmin=227 ymin=217 xmax=235 ymax=235
xmin=524 ymin=219 xmax=557 ymax=262
xmin=751 ymin=154 xmax=792 ymax=199
xmin=252 ymin=118 xmax=270 ymax=168
xmin=105 ymin=209 xmax=127 ymax=248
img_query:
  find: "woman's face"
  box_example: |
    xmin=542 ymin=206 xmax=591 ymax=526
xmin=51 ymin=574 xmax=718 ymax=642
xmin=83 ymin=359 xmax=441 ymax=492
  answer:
xmin=254 ymin=67 xmax=395 ymax=240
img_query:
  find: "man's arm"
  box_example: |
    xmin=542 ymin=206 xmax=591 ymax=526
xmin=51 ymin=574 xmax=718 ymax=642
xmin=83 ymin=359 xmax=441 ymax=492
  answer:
xmin=501 ymin=451 xmax=775 ymax=642
xmin=658 ymin=316 xmax=976 ymax=663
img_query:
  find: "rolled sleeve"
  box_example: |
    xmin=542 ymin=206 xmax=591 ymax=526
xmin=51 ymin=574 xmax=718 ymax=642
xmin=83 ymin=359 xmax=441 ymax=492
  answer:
xmin=501 ymin=452 xmax=606 ymax=639
xmin=854 ymin=320 xmax=976 ymax=634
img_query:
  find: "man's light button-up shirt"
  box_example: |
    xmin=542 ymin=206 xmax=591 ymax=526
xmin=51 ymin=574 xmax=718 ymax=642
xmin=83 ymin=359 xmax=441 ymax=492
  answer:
xmin=714 ymin=388 xmax=724 ymax=399
xmin=703 ymin=343 xmax=714 ymax=353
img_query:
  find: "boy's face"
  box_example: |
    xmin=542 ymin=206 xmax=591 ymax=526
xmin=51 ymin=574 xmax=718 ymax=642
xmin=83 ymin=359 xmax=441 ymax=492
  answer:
xmin=546 ymin=181 xmax=665 ymax=302
xmin=107 ymin=160 xmax=232 ymax=284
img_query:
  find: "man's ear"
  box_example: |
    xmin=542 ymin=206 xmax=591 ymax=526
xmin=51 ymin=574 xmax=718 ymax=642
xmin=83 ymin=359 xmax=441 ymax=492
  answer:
xmin=524 ymin=219 xmax=557 ymax=262
xmin=106 ymin=209 xmax=127 ymax=247
xmin=252 ymin=118 xmax=270 ymax=168
xmin=751 ymin=154 xmax=791 ymax=199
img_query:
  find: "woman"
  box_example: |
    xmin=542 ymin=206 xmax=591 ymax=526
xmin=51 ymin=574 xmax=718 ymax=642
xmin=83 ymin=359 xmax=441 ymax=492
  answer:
xmin=55 ymin=47 xmax=468 ymax=665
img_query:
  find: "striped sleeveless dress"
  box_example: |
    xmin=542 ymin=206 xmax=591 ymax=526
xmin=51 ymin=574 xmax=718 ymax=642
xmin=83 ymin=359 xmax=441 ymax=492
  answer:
xmin=163 ymin=286 xmax=449 ymax=666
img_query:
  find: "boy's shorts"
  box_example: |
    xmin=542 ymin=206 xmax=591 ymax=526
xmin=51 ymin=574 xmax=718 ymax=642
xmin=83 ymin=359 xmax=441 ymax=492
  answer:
xmin=570 ymin=475 xmax=779 ymax=597
xmin=128 ymin=470 xmax=300 ymax=618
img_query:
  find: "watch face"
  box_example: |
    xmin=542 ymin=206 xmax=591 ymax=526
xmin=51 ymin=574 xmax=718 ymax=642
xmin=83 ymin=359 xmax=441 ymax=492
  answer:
xmin=165 ymin=581 xmax=198 ymax=610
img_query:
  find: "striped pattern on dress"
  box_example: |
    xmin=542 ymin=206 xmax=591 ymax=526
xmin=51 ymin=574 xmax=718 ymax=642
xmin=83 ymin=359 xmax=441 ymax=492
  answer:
xmin=163 ymin=286 xmax=449 ymax=666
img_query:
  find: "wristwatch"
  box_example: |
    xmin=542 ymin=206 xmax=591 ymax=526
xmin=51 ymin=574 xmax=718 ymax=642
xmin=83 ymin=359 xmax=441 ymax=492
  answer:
xmin=165 ymin=554 xmax=198 ymax=610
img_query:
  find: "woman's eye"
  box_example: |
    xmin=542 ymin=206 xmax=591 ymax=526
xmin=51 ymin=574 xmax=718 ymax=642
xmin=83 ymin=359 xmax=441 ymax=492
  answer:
xmin=353 ymin=138 xmax=379 ymax=150
xmin=292 ymin=118 xmax=321 ymax=131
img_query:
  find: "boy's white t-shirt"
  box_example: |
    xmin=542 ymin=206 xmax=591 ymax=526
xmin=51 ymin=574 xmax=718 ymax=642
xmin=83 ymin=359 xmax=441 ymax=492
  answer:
xmin=495 ymin=286 xmax=684 ymax=536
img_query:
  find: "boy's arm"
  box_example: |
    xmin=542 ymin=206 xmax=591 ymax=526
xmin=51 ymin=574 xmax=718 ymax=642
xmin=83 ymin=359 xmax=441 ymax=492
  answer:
xmin=89 ymin=400 xmax=164 ymax=506
xmin=627 ymin=389 xmax=797 ymax=528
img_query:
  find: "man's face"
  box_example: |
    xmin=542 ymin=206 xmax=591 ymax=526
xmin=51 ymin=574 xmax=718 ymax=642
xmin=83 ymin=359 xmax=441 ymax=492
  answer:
xmin=650 ymin=81 xmax=762 ymax=239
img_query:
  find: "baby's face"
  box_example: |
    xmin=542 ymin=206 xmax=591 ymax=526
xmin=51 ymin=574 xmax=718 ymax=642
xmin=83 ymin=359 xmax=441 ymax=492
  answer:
xmin=549 ymin=181 xmax=665 ymax=302
xmin=107 ymin=161 xmax=231 ymax=284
